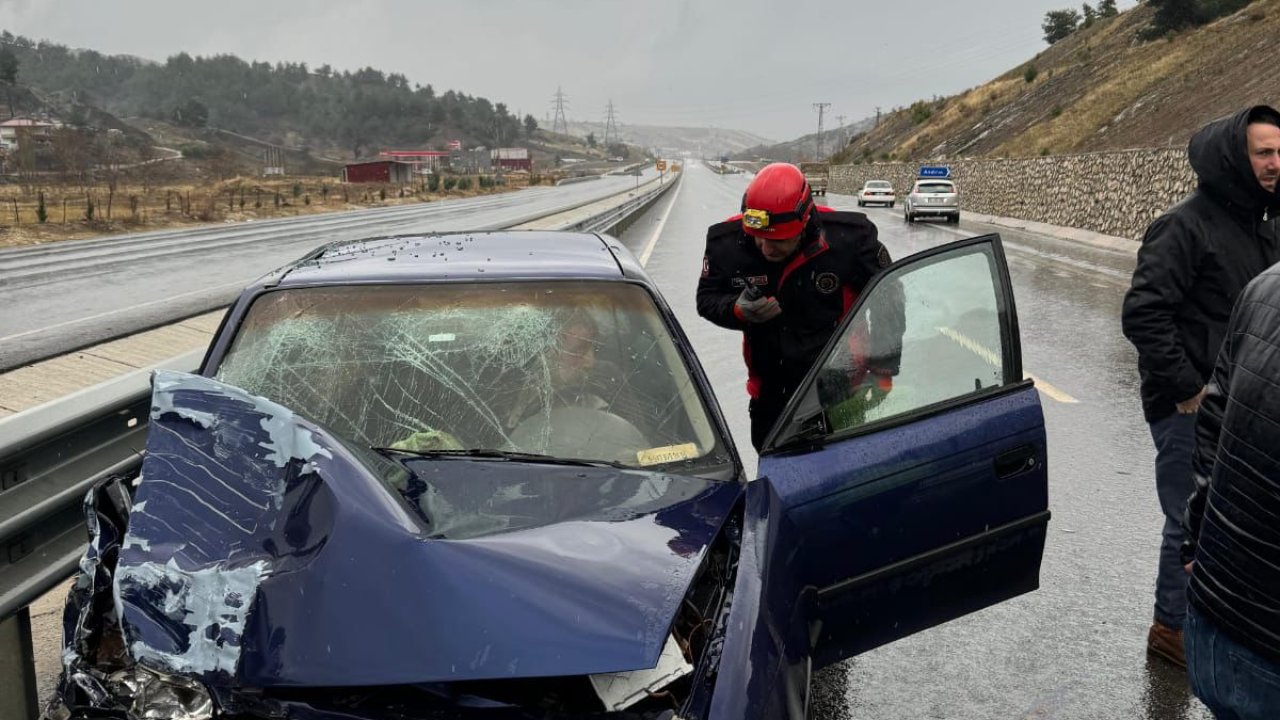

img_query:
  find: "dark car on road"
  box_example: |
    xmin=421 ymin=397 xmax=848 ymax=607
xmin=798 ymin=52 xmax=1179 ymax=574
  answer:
xmin=48 ymin=230 xmax=1049 ymax=720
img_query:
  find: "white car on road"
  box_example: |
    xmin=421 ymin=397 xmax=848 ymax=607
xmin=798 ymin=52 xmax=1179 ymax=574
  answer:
xmin=857 ymin=180 xmax=896 ymax=208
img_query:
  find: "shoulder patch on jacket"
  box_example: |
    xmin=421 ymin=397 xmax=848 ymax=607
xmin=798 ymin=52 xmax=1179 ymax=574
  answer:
xmin=877 ymin=244 xmax=891 ymax=268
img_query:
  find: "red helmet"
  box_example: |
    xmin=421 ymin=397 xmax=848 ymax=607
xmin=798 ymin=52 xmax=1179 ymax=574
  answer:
xmin=740 ymin=163 xmax=814 ymax=240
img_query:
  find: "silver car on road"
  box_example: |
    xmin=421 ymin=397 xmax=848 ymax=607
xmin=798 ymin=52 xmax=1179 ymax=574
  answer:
xmin=904 ymin=179 xmax=959 ymax=224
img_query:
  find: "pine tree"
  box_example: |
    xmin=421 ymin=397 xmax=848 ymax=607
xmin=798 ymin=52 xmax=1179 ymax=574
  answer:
xmin=1043 ymin=9 xmax=1082 ymax=44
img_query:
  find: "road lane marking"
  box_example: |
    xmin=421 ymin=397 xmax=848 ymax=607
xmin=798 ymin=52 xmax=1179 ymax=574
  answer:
xmin=639 ymin=177 xmax=684 ymax=267
xmin=937 ymin=326 xmax=1079 ymax=404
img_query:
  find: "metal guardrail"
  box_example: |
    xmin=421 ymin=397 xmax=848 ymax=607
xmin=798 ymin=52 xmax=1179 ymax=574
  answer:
xmin=0 ymin=173 xmax=679 ymax=719
xmin=0 ymin=349 xmax=202 ymax=719
xmin=563 ymin=172 xmax=678 ymax=236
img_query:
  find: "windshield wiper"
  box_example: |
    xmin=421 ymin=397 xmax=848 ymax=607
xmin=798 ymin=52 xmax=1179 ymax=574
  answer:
xmin=369 ymin=446 xmax=631 ymax=469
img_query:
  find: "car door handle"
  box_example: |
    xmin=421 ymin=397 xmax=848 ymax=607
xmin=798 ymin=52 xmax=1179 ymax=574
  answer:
xmin=994 ymin=445 xmax=1038 ymax=479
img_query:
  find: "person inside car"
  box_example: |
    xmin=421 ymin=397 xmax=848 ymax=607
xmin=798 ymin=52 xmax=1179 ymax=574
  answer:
xmin=505 ymin=309 xmax=649 ymax=461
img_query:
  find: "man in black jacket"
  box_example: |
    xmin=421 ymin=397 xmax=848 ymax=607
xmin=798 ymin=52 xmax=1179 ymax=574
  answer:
xmin=1122 ymin=105 xmax=1280 ymax=667
xmin=1181 ymin=264 xmax=1280 ymax=718
xmin=697 ymin=162 xmax=901 ymax=451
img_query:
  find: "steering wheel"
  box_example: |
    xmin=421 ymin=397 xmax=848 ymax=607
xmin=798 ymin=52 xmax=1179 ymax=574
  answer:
xmin=508 ymin=406 xmax=649 ymax=465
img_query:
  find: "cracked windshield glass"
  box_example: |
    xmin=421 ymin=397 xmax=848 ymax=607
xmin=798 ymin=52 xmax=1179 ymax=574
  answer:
xmin=214 ymin=281 xmax=724 ymax=471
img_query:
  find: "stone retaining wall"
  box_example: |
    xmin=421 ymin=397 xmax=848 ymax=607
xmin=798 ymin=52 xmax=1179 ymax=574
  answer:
xmin=830 ymin=147 xmax=1195 ymax=241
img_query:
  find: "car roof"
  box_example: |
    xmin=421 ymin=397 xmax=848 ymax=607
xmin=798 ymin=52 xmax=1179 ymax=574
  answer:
xmin=267 ymin=231 xmax=647 ymax=288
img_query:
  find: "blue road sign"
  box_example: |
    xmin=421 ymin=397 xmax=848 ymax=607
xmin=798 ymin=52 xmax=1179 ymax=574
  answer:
xmin=918 ymin=166 xmax=951 ymax=178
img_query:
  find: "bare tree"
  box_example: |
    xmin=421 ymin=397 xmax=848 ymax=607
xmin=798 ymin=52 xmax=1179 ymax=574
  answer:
xmin=12 ymin=128 xmax=42 ymax=193
xmin=52 ymin=128 xmax=95 ymax=193
xmin=133 ymin=144 xmax=161 ymax=195
xmin=98 ymin=133 xmax=123 ymax=221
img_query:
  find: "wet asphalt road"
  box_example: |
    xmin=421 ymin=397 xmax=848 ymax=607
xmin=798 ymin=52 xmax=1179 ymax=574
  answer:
xmin=616 ymin=163 xmax=1210 ymax=719
xmin=0 ymin=171 xmax=657 ymax=370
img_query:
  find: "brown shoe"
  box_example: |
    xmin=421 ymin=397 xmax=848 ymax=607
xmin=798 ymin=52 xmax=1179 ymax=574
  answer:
xmin=1148 ymin=621 xmax=1186 ymax=668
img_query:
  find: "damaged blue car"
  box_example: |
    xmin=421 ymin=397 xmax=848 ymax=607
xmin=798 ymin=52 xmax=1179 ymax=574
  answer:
xmin=47 ymin=230 xmax=1049 ymax=720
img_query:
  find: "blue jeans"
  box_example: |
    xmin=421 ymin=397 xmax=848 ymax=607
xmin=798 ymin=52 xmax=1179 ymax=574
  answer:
xmin=1185 ymin=604 xmax=1280 ymax=719
xmin=1148 ymin=412 xmax=1196 ymax=629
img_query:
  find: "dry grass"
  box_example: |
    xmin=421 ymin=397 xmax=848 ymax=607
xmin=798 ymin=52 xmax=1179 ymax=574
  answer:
xmin=995 ymin=37 xmax=1194 ymax=156
xmin=838 ymin=0 xmax=1280 ymax=161
xmin=0 ymin=174 xmax=531 ymax=248
xmin=897 ymin=79 xmax=1023 ymax=157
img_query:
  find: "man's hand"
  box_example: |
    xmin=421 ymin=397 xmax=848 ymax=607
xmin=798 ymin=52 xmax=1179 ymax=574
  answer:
xmin=1177 ymin=386 xmax=1207 ymax=414
xmin=734 ymin=288 xmax=781 ymax=323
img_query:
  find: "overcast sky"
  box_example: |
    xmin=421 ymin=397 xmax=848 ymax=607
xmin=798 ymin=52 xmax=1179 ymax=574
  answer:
xmin=0 ymin=0 xmax=1139 ymax=142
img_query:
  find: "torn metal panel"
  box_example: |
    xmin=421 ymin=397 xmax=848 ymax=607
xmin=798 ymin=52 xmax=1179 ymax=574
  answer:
xmin=47 ymin=478 xmax=218 ymax=720
xmin=116 ymin=370 xmax=344 ymax=685
xmin=590 ymin=634 xmax=694 ymax=711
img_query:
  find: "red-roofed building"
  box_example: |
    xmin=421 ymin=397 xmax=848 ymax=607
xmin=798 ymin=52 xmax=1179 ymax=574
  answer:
xmin=0 ymin=118 xmax=59 ymax=152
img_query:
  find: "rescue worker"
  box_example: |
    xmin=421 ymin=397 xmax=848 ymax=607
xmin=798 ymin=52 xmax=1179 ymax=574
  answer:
xmin=697 ymin=162 xmax=902 ymax=450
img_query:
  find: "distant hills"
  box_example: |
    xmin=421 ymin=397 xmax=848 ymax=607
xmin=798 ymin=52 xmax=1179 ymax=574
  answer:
xmin=0 ymin=30 xmax=780 ymax=166
xmin=0 ymin=31 xmax=536 ymax=160
xmin=565 ymin=121 xmax=773 ymax=157
xmin=731 ymin=116 xmax=877 ymax=163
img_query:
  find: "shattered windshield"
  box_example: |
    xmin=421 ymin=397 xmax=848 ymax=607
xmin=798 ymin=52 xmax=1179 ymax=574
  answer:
xmin=214 ymin=282 xmax=729 ymax=474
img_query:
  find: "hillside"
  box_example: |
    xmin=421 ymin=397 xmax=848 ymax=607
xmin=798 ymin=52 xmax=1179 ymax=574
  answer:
xmin=834 ymin=0 xmax=1280 ymax=163
xmin=565 ymin=121 xmax=772 ymax=156
xmin=732 ymin=116 xmax=876 ymax=163
xmin=0 ymin=32 xmax=534 ymax=160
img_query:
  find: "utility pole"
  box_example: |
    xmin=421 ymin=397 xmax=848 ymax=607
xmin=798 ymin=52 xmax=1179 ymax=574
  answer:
xmin=813 ymin=102 xmax=831 ymax=159
xmin=551 ymin=86 xmax=570 ymax=137
xmin=835 ymin=114 xmax=847 ymax=149
xmin=875 ymin=106 xmax=882 ymax=127
xmin=604 ymin=100 xmax=619 ymax=148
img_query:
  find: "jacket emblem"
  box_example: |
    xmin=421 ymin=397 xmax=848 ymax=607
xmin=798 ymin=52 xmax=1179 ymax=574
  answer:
xmin=815 ymin=272 xmax=840 ymax=294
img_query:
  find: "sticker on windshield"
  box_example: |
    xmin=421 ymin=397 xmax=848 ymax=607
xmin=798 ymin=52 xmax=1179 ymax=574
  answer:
xmin=637 ymin=443 xmax=699 ymax=466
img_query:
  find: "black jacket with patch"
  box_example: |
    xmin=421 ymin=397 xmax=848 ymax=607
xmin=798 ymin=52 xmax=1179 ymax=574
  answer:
xmin=696 ymin=208 xmax=898 ymax=401
xmin=1182 ymin=264 xmax=1280 ymax=664
xmin=1122 ymin=106 xmax=1280 ymax=422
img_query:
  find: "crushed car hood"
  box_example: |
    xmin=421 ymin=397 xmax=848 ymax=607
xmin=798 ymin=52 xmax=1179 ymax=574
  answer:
xmin=116 ymin=371 xmax=741 ymax=688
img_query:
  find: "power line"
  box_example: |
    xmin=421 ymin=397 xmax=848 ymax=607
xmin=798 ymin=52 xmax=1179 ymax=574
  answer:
xmin=604 ymin=100 xmax=619 ymax=147
xmin=550 ymin=86 xmax=570 ymax=137
xmin=812 ymin=102 xmax=831 ymax=159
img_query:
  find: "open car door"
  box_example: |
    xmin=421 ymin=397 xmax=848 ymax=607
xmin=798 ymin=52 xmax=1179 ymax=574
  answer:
xmin=758 ymin=234 xmax=1049 ymax=669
